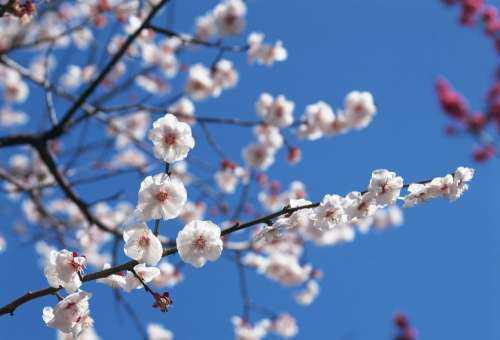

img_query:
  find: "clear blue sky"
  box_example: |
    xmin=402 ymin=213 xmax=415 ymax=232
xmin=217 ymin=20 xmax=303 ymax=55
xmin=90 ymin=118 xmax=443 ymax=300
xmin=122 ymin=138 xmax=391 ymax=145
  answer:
xmin=1 ymin=0 xmax=500 ymax=339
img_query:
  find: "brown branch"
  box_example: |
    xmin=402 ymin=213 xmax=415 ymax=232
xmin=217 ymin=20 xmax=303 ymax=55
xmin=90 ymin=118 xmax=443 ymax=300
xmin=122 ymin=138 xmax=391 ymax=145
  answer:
xmin=34 ymin=142 xmax=121 ymax=236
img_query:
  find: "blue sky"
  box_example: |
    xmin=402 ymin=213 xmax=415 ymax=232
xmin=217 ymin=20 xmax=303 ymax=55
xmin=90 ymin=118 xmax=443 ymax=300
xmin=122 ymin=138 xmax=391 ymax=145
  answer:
xmin=1 ymin=0 xmax=500 ymax=339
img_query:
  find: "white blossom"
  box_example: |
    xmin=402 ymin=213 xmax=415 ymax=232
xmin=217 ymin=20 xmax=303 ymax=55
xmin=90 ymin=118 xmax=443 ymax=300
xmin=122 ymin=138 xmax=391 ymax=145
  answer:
xmin=212 ymin=59 xmax=239 ymax=95
xmin=294 ymin=280 xmax=319 ymax=305
xmin=195 ymin=14 xmax=217 ymax=40
xmin=261 ymin=252 xmax=311 ymax=286
xmin=57 ymin=326 xmax=100 ymax=340
xmin=168 ymin=97 xmax=195 ymax=125
xmin=149 ymin=113 xmax=195 ymax=163
xmin=137 ymin=173 xmax=187 ymax=221
xmin=176 ymin=220 xmax=223 ymax=268
xmin=109 ymin=110 xmax=150 ymax=148
xmin=185 ymin=63 xmax=214 ymax=101
xmin=123 ymin=222 xmax=163 ymax=266
xmin=42 ymin=291 xmax=93 ymax=337
xmin=313 ymin=194 xmax=348 ymax=230
xmin=256 ymin=93 xmax=294 ymax=128
xmin=344 ymin=91 xmax=377 ymax=129
xmin=368 ymin=169 xmax=403 ymax=206
xmin=247 ymin=32 xmax=287 ymax=66
xmin=213 ymin=0 xmax=247 ymax=36
xmin=242 ymin=143 xmax=275 ymax=170
xmin=124 ymin=263 xmax=160 ymax=292
xmin=232 ymin=316 xmax=271 ymax=340
xmin=403 ymin=183 xmax=432 ymax=208
xmin=215 ymin=164 xmax=245 ymax=193
xmin=147 ymin=323 xmax=174 ymax=340
xmin=343 ymin=191 xmax=377 ymax=220
xmin=44 ymin=249 xmax=86 ymax=293
xmin=403 ymin=167 xmax=474 ymax=207
xmin=271 ymin=314 xmax=298 ymax=338
xmin=254 ymin=124 xmax=284 ymax=150
xmin=297 ymin=101 xmax=334 ymax=140
xmin=0 ymin=107 xmax=27 ymax=127
xmin=179 ymin=201 xmax=206 ymax=224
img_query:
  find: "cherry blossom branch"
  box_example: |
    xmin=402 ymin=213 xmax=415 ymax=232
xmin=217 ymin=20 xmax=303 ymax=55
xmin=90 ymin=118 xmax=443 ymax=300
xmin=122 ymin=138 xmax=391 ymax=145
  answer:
xmin=0 ymin=177 xmax=436 ymax=317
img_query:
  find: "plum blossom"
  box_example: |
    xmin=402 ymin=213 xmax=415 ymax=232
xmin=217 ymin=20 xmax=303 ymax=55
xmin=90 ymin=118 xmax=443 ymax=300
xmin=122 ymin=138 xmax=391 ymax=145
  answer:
xmin=147 ymin=323 xmax=174 ymax=340
xmin=212 ymin=59 xmax=239 ymax=96
xmin=313 ymin=194 xmax=348 ymax=230
xmin=185 ymin=63 xmax=214 ymax=101
xmin=403 ymin=183 xmax=432 ymax=208
xmin=344 ymin=91 xmax=377 ymax=129
xmin=195 ymin=0 xmax=246 ymax=39
xmin=271 ymin=313 xmax=299 ymax=338
xmin=124 ymin=263 xmax=160 ymax=292
xmin=123 ymin=222 xmax=163 ymax=266
xmin=44 ymin=249 xmax=86 ymax=293
xmin=215 ymin=161 xmax=246 ymax=193
xmin=148 ymin=113 xmax=195 ymax=163
xmin=372 ymin=205 xmax=404 ymax=230
xmin=368 ymin=169 xmax=404 ymax=206
xmin=232 ymin=316 xmax=271 ymax=340
xmin=136 ymin=75 xmax=168 ymax=94
xmin=213 ymin=0 xmax=247 ymax=36
xmin=72 ymin=28 xmax=93 ymax=50
xmin=242 ymin=143 xmax=276 ymax=170
xmin=343 ymin=191 xmax=378 ymax=220
xmin=179 ymin=201 xmax=206 ymax=224
xmin=60 ymin=65 xmax=95 ymax=89
xmin=57 ymin=326 xmax=100 ymax=340
xmin=297 ymin=101 xmax=335 ymax=140
xmin=108 ymin=110 xmax=150 ymax=148
xmin=256 ymin=93 xmax=295 ymax=128
xmin=112 ymin=147 xmax=148 ymax=170
xmin=42 ymin=291 xmax=93 ymax=337
xmin=254 ymin=124 xmax=284 ymax=150
xmin=261 ymin=252 xmax=312 ymax=286
xmin=294 ymin=280 xmax=320 ymax=306
xmin=137 ymin=173 xmax=187 ymax=221
xmin=176 ymin=220 xmax=223 ymax=268
xmin=168 ymin=97 xmax=195 ymax=125
xmin=1 ymin=69 xmax=29 ymax=103
xmin=0 ymin=107 xmax=27 ymax=127
xmin=195 ymin=14 xmax=217 ymax=40
xmin=247 ymin=32 xmax=288 ymax=66
xmin=256 ymin=199 xmax=314 ymax=241
xmin=403 ymin=166 xmax=475 ymax=207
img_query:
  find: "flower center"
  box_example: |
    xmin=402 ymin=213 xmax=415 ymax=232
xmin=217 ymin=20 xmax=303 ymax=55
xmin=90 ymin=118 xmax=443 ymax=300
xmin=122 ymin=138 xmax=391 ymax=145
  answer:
xmin=155 ymin=191 xmax=169 ymax=202
xmin=254 ymin=149 xmax=265 ymax=160
xmin=353 ymin=103 xmax=365 ymax=114
xmin=275 ymin=106 xmax=284 ymax=117
xmin=139 ymin=234 xmax=150 ymax=247
xmin=193 ymin=236 xmax=206 ymax=250
xmin=163 ymin=132 xmax=177 ymax=145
